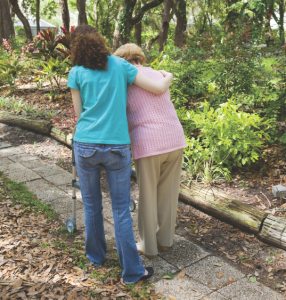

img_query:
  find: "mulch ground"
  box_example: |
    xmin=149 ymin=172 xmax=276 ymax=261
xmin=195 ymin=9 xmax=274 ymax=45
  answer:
xmin=2 ymin=84 xmax=286 ymax=295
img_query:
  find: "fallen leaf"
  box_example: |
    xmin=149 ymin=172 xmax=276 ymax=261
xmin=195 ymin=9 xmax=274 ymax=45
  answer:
xmin=168 ymin=295 xmax=177 ymax=300
xmin=177 ymin=269 xmax=185 ymax=279
xmin=12 ymin=279 xmax=23 ymax=289
xmin=162 ymin=273 xmax=174 ymax=280
xmin=226 ymin=254 xmax=237 ymax=260
xmin=115 ymin=292 xmax=127 ymax=298
xmin=213 ymin=263 xmax=222 ymax=267
xmin=218 ymin=272 xmax=223 ymax=277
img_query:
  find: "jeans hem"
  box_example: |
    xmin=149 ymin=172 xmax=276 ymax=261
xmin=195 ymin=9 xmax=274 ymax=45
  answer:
xmin=123 ymin=271 xmax=146 ymax=284
xmin=86 ymin=254 xmax=105 ymax=266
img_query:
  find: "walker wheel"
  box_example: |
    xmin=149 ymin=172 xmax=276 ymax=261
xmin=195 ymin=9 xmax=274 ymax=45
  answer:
xmin=66 ymin=217 xmax=76 ymax=233
xmin=129 ymin=198 xmax=136 ymax=212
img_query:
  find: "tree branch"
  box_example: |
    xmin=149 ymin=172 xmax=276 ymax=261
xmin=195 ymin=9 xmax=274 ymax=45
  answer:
xmin=131 ymin=0 xmax=164 ymax=25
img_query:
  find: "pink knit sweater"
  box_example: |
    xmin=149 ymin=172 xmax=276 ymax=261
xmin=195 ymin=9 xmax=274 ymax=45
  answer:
xmin=127 ymin=67 xmax=187 ymax=160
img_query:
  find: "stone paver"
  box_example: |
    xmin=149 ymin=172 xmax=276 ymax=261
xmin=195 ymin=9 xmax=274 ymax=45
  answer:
xmin=141 ymin=255 xmax=178 ymax=282
xmin=198 ymin=291 xmax=229 ymax=300
xmin=0 ymin=160 xmax=19 ymax=172
xmin=218 ymin=277 xmax=285 ymax=300
xmin=185 ymin=255 xmax=245 ymax=289
xmin=0 ymin=142 xmax=12 ymax=149
xmin=158 ymin=235 xmax=210 ymax=269
xmin=21 ymin=159 xmax=49 ymax=169
xmin=45 ymin=171 xmax=73 ymax=185
xmin=8 ymin=169 xmax=41 ymax=183
xmin=155 ymin=275 xmax=212 ymax=300
xmin=0 ymin=147 xmax=23 ymax=157
xmin=49 ymin=196 xmax=85 ymax=228
xmin=103 ymin=200 xmax=113 ymax=219
xmin=1 ymin=162 xmax=28 ymax=173
xmin=104 ymin=220 xmax=116 ymax=241
xmin=25 ymin=179 xmax=68 ymax=202
xmin=9 ymin=154 xmax=38 ymax=163
xmin=33 ymin=164 xmax=66 ymax=178
xmin=0 ymin=140 xmax=285 ymax=300
xmin=0 ymin=157 xmax=13 ymax=165
xmin=58 ymin=183 xmax=82 ymax=200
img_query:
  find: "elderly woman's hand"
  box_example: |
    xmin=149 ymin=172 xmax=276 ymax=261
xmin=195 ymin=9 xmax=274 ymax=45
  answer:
xmin=159 ymin=70 xmax=172 ymax=77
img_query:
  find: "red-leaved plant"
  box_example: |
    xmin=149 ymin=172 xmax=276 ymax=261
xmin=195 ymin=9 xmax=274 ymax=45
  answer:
xmin=51 ymin=108 xmax=77 ymax=133
xmin=27 ymin=26 xmax=75 ymax=62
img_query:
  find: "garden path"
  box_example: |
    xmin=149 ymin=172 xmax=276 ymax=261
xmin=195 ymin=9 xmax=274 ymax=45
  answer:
xmin=0 ymin=125 xmax=284 ymax=300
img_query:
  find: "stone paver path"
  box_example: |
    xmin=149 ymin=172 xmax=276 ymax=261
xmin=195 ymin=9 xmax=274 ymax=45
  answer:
xmin=0 ymin=141 xmax=284 ymax=300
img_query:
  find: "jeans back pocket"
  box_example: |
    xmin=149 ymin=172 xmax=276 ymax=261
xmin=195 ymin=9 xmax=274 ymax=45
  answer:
xmin=77 ymin=146 xmax=98 ymax=168
xmin=110 ymin=146 xmax=130 ymax=170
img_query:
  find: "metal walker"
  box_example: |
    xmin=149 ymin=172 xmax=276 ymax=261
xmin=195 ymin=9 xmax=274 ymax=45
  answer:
xmin=65 ymin=128 xmax=136 ymax=233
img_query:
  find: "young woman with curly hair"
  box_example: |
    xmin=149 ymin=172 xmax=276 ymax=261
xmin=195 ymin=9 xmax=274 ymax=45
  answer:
xmin=114 ymin=43 xmax=187 ymax=259
xmin=67 ymin=25 xmax=173 ymax=284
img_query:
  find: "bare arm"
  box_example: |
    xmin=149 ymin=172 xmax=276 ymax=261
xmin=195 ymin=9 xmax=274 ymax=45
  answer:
xmin=133 ymin=70 xmax=173 ymax=94
xmin=70 ymin=88 xmax=83 ymax=120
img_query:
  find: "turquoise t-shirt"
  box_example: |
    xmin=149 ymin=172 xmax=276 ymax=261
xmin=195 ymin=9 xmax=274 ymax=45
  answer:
xmin=67 ymin=55 xmax=138 ymax=144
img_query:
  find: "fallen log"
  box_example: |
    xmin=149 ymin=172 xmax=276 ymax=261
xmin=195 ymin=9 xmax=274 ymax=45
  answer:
xmin=50 ymin=127 xmax=72 ymax=146
xmin=0 ymin=112 xmax=51 ymax=134
xmin=259 ymin=214 xmax=286 ymax=249
xmin=179 ymin=182 xmax=268 ymax=234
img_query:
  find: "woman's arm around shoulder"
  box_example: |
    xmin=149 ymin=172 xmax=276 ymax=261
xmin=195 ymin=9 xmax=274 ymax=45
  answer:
xmin=133 ymin=70 xmax=173 ymax=95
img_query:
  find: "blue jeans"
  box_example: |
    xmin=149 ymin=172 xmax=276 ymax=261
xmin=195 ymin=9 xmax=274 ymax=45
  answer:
xmin=73 ymin=141 xmax=145 ymax=283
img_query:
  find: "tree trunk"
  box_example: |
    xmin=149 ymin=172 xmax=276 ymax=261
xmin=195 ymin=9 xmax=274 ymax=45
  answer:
xmin=9 ymin=2 xmax=15 ymax=19
xmin=159 ymin=0 xmax=173 ymax=51
xmin=174 ymin=0 xmax=186 ymax=47
xmin=112 ymin=4 xmax=123 ymax=52
xmin=77 ymin=0 xmax=88 ymax=25
xmin=279 ymin=0 xmax=285 ymax=46
xmin=0 ymin=0 xmax=15 ymax=40
xmin=119 ymin=0 xmax=137 ymax=44
xmin=60 ymin=0 xmax=70 ymax=30
xmin=9 ymin=0 xmax=32 ymax=41
xmin=265 ymin=0 xmax=274 ymax=46
xmin=36 ymin=0 xmax=40 ymax=34
xmin=93 ymin=0 xmax=100 ymax=29
xmin=119 ymin=0 xmax=163 ymax=45
xmin=134 ymin=21 xmax=142 ymax=46
xmin=199 ymin=14 xmax=207 ymax=34
xmin=179 ymin=182 xmax=267 ymax=234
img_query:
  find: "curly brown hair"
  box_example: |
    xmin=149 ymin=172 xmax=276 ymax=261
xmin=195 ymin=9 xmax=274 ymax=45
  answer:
xmin=71 ymin=25 xmax=111 ymax=70
xmin=113 ymin=43 xmax=146 ymax=65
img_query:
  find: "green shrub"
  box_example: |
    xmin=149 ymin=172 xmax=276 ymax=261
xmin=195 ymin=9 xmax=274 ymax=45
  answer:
xmin=184 ymin=100 xmax=270 ymax=169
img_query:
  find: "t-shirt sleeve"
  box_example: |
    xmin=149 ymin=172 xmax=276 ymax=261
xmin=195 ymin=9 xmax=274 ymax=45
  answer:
xmin=67 ymin=67 xmax=80 ymax=90
xmin=122 ymin=60 xmax=138 ymax=85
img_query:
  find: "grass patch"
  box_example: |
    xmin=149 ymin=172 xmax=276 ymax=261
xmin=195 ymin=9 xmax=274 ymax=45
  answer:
xmin=0 ymin=171 xmax=58 ymax=221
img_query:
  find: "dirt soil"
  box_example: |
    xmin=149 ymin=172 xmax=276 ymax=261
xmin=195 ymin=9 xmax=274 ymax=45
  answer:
xmin=1 ymin=124 xmax=286 ymax=296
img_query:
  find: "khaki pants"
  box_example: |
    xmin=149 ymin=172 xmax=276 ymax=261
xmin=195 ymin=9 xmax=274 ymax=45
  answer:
xmin=134 ymin=149 xmax=183 ymax=255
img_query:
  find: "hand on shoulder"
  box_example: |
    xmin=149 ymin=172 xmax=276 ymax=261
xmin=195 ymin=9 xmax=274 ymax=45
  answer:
xmin=158 ymin=70 xmax=172 ymax=78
